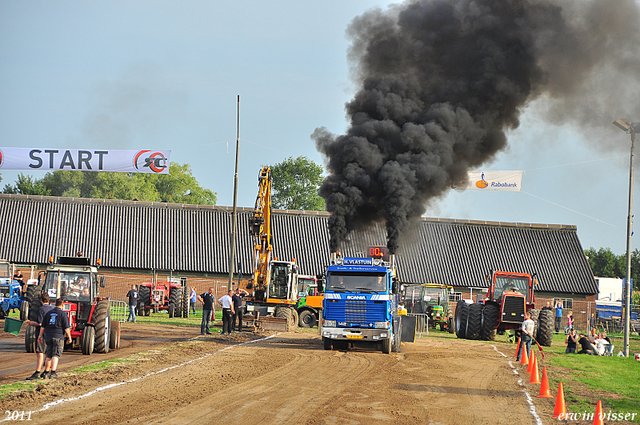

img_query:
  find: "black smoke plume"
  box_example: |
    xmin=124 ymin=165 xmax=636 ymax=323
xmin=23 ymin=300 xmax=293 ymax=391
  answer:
xmin=315 ymin=0 xmax=640 ymax=253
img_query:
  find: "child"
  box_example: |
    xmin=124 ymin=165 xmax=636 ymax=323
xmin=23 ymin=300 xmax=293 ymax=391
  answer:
xmin=565 ymin=311 xmax=573 ymax=334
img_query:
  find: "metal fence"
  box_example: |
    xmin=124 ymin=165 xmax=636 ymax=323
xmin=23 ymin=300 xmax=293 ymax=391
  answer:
xmin=407 ymin=313 xmax=429 ymax=337
xmin=109 ymin=300 xmax=127 ymax=323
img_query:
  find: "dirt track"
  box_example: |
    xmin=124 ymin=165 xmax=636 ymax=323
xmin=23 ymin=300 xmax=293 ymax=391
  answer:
xmin=0 ymin=323 xmax=563 ymax=425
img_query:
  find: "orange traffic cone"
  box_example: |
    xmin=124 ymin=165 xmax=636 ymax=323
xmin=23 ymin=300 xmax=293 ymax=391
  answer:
xmin=527 ymin=352 xmax=536 ymax=374
xmin=593 ymin=400 xmax=604 ymax=425
xmin=520 ymin=343 xmax=529 ymax=365
xmin=514 ymin=337 xmax=521 ymax=358
xmin=537 ymin=367 xmax=552 ymax=398
xmin=552 ymin=382 xmax=567 ymax=419
xmin=529 ymin=356 xmax=540 ymax=384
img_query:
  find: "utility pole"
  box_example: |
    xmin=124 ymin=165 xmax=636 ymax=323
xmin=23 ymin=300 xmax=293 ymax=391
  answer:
xmin=228 ymin=96 xmax=240 ymax=291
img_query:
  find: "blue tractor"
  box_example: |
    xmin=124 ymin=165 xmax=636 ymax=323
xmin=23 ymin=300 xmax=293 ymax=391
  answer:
xmin=0 ymin=260 xmax=36 ymax=321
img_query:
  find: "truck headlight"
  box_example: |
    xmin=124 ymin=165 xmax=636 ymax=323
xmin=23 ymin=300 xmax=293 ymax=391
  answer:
xmin=374 ymin=321 xmax=389 ymax=329
xmin=324 ymin=320 xmax=336 ymax=327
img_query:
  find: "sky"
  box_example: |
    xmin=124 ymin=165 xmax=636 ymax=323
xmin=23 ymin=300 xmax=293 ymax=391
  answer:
xmin=1 ymin=0 xmax=639 ymax=255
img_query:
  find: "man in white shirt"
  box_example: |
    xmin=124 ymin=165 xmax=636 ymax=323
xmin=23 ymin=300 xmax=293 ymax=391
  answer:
xmin=593 ymin=334 xmax=607 ymax=356
xmin=218 ymin=290 xmax=235 ymax=335
xmin=516 ymin=311 xmax=535 ymax=362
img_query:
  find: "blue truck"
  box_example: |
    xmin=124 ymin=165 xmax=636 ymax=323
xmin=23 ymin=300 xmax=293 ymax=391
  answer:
xmin=321 ymin=251 xmax=406 ymax=354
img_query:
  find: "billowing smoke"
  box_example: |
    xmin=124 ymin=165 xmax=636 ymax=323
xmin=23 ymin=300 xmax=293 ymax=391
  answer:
xmin=314 ymin=0 xmax=640 ymax=253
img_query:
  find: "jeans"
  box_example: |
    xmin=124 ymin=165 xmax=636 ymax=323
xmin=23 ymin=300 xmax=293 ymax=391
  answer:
xmin=201 ymin=309 xmax=212 ymax=334
xmin=516 ymin=333 xmax=532 ymax=361
xmin=190 ymin=301 xmax=196 ymax=314
xmin=233 ymin=307 xmax=242 ymax=332
xmin=128 ymin=305 xmax=137 ymax=323
xmin=555 ymin=316 xmax=562 ymax=333
xmin=222 ymin=308 xmax=233 ymax=334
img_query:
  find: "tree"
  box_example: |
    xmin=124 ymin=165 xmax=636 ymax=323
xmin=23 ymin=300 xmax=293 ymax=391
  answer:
xmin=269 ymin=156 xmax=325 ymax=211
xmin=585 ymin=247 xmax=640 ymax=291
xmin=2 ymin=163 xmax=217 ymax=205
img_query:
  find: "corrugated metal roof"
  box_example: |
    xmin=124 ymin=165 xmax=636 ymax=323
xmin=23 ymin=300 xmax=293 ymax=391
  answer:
xmin=0 ymin=194 xmax=597 ymax=294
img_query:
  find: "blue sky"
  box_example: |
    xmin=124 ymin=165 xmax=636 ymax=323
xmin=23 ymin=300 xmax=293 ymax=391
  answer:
xmin=1 ymin=1 xmax=638 ymax=254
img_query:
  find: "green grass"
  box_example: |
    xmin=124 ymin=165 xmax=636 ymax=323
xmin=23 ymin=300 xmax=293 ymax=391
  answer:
xmin=0 ymin=382 xmax=38 ymax=399
xmin=66 ymin=358 xmax=135 ymax=374
xmin=132 ymin=310 xmax=223 ymax=328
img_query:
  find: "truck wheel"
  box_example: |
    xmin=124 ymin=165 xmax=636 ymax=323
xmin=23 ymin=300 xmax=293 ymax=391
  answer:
xmin=323 ymin=337 xmax=332 ymax=350
xmin=481 ymin=304 xmax=499 ymax=341
xmin=291 ymin=308 xmax=299 ymax=329
xmin=25 ymin=324 xmax=37 ymax=353
xmin=466 ymin=303 xmax=483 ymax=340
xmin=20 ymin=301 xmax=29 ymax=321
xmin=537 ymin=309 xmax=554 ymax=347
xmin=168 ymin=302 xmax=175 ymax=318
xmin=170 ymin=288 xmax=183 ymax=318
xmin=94 ymin=299 xmax=111 ymax=353
xmin=381 ymin=337 xmax=391 ymax=354
xmin=299 ymin=310 xmax=317 ymax=328
xmin=448 ymin=317 xmax=455 ymax=334
xmin=109 ymin=320 xmax=120 ymax=350
xmin=455 ymin=302 xmax=469 ymax=339
xmin=182 ymin=288 xmax=190 ymax=318
xmin=274 ymin=306 xmax=296 ymax=331
xmin=81 ymin=326 xmax=95 ymax=355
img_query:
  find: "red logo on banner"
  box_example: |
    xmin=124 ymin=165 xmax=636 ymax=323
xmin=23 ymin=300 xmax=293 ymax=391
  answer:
xmin=0 ymin=149 xmax=3 ymax=167
xmin=134 ymin=150 xmax=168 ymax=173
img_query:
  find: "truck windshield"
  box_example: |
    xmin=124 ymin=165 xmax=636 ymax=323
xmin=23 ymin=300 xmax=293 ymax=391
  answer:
xmin=298 ymin=278 xmax=317 ymax=297
xmin=494 ymin=276 xmax=530 ymax=302
xmin=268 ymin=263 xmax=291 ymax=299
xmin=44 ymin=271 xmax=92 ymax=302
xmin=327 ymin=273 xmax=386 ymax=292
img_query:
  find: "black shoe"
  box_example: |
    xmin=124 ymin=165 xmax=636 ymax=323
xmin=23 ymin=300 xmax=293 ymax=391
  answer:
xmin=206 ymin=332 xmax=213 ymax=335
xmin=26 ymin=371 xmax=41 ymax=381
xmin=40 ymin=371 xmax=49 ymax=379
xmin=48 ymin=371 xmax=58 ymax=379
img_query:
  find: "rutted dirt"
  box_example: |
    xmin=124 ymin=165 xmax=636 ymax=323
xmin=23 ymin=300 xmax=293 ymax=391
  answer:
xmin=0 ymin=323 xmax=568 ymax=425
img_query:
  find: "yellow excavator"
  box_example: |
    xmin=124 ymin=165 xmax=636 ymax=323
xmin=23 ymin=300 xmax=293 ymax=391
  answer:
xmin=241 ymin=167 xmax=300 ymax=331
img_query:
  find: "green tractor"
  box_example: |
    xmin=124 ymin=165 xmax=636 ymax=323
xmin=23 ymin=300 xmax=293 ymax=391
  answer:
xmin=402 ymin=284 xmax=454 ymax=333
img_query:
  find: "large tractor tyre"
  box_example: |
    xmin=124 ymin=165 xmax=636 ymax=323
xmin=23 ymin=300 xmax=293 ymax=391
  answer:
xmin=27 ymin=297 xmax=42 ymax=322
xmin=19 ymin=301 xmax=29 ymax=322
xmin=448 ymin=316 xmax=455 ymax=334
xmin=168 ymin=302 xmax=175 ymax=318
xmin=274 ymin=306 xmax=296 ymax=331
xmin=528 ymin=308 xmax=540 ymax=339
xmin=182 ymin=288 xmax=190 ymax=318
xmin=291 ymin=308 xmax=299 ymax=329
xmin=481 ymin=304 xmax=499 ymax=341
xmin=24 ymin=284 xmax=40 ymax=305
xmin=466 ymin=303 xmax=483 ymax=340
xmin=109 ymin=320 xmax=121 ymax=350
xmin=537 ymin=309 xmax=554 ymax=347
xmin=170 ymin=288 xmax=183 ymax=318
xmin=81 ymin=326 xmax=95 ymax=355
xmin=138 ymin=286 xmax=151 ymax=316
xmin=25 ymin=324 xmax=37 ymax=353
xmin=381 ymin=337 xmax=392 ymax=354
xmin=93 ymin=299 xmax=111 ymax=354
xmin=323 ymin=337 xmax=332 ymax=351
xmin=298 ymin=310 xmax=317 ymax=328
xmin=455 ymin=302 xmax=469 ymax=339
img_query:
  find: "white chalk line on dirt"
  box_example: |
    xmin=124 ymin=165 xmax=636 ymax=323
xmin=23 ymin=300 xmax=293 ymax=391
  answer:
xmin=492 ymin=345 xmax=543 ymax=425
xmin=2 ymin=334 xmax=278 ymax=421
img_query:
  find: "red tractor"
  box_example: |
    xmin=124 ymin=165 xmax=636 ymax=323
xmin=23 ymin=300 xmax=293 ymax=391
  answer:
xmin=25 ymin=256 xmax=120 ymax=355
xmin=455 ymin=270 xmax=553 ymax=346
xmin=137 ymin=270 xmax=189 ymax=318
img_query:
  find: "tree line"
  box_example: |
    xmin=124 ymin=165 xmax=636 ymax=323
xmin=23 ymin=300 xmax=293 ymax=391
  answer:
xmin=584 ymin=247 xmax=640 ymax=292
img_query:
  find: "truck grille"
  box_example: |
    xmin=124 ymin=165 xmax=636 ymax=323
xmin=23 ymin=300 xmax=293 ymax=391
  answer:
xmin=326 ymin=299 xmax=387 ymax=326
xmin=501 ymin=296 xmax=525 ymax=324
xmin=0 ymin=285 xmax=10 ymax=299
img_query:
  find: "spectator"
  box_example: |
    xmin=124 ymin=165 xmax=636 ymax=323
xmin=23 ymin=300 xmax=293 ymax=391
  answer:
xmin=601 ymin=331 xmax=611 ymax=344
xmin=218 ymin=290 xmax=235 ymax=335
xmin=13 ymin=269 xmax=26 ymax=295
xmin=565 ymin=311 xmax=573 ymax=334
xmin=190 ymin=287 xmax=197 ymax=315
xmin=126 ymin=285 xmax=138 ymax=323
xmin=25 ymin=293 xmax=54 ymax=380
xmin=589 ymin=312 xmax=596 ymax=330
xmin=38 ymin=298 xmax=72 ymax=378
xmin=541 ymin=301 xmax=552 ymax=312
xmin=589 ymin=327 xmax=598 ymax=342
xmin=555 ymin=301 xmax=563 ymax=333
xmin=516 ymin=311 xmax=535 ymax=362
xmin=593 ymin=334 xmax=607 ymax=356
xmin=577 ymin=333 xmax=597 ymax=355
xmin=198 ymin=287 xmax=215 ymax=335
xmin=565 ymin=328 xmax=577 ymax=354
xmin=232 ymin=288 xmax=248 ymax=332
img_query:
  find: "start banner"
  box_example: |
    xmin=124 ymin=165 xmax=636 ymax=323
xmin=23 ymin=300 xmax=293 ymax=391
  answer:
xmin=458 ymin=170 xmax=523 ymax=191
xmin=0 ymin=148 xmax=171 ymax=174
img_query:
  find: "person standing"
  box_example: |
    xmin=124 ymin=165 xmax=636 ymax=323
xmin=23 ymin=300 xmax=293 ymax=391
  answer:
xmin=554 ymin=300 xmax=563 ymax=333
xmin=198 ymin=287 xmax=215 ymax=335
xmin=190 ymin=287 xmax=197 ymax=315
xmin=516 ymin=311 xmax=535 ymax=362
xmin=565 ymin=328 xmax=577 ymax=354
xmin=38 ymin=298 xmax=72 ymax=379
xmin=218 ymin=290 xmax=235 ymax=335
xmin=126 ymin=285 xmax=139 ymax=323
xmin=25 ymin=293 xmax=54 ymax=380
xmin=566 ymin=311 xmax=573 ymax=333
xmin=232 ymin=288 xmax=248 ymax=332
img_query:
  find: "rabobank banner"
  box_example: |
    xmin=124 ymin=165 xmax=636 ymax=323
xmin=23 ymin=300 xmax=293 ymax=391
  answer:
xmin=0 ymin=148 xmax=171 ymax=174
xmin=462 ymin=170 xmax=523 ymax=191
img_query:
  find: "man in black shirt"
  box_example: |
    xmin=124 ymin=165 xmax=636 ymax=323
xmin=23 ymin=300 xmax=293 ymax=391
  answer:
xmin=197 ymin=287 xmax=215 ymax=335
xmin=577 ymin=333 xmax=597 ymax=355
xmin=126 ymin=285 xmax=139 ymax=323
xmin=232 ymin=288 xmax=248 ymax=332
xmin=39 ymin=298 xmax=72 ymax=379
xmin=25 ymin=293 xmax=54 ymax=380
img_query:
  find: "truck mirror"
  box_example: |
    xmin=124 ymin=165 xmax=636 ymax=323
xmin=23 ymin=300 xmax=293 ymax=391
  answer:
xmin=392 ymin=279 xmax=399 ymax=295
xmin=99 ymin=276 xmax=106 ymax=288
